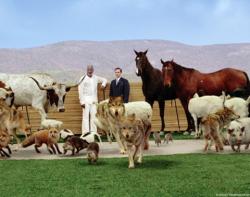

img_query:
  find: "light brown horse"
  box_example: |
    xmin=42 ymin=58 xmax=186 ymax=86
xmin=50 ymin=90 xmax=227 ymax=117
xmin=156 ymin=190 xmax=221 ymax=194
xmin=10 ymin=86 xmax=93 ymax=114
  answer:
xmin=161 ymin=59 xmax=250 ymax=132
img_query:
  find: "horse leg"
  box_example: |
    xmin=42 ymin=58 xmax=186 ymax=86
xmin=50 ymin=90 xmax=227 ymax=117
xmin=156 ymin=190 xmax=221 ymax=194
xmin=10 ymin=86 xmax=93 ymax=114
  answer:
xmin=146 ymin=98 xmax=154 ymax=108
xmin=158 ymin=100 xmax=165 ymax=131
xmin=180 ymin=99 xmax=194 ymax=132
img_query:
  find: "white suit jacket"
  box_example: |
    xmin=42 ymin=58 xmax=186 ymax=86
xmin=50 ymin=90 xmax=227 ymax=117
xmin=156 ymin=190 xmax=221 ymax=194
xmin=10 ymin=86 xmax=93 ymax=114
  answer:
xmin=78 ymin=74 xmax=107 ymax=105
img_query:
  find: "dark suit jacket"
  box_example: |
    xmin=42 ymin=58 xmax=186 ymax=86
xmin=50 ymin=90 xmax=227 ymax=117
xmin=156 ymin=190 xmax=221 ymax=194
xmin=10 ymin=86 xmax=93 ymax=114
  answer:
xmin=109 ymin=77 xmax=130 ymax=103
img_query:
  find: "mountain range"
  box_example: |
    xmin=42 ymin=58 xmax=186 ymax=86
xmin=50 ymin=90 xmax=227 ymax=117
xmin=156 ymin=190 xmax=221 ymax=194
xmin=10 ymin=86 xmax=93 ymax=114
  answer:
xmin=0 ymin=40 xmax=249 ymax=83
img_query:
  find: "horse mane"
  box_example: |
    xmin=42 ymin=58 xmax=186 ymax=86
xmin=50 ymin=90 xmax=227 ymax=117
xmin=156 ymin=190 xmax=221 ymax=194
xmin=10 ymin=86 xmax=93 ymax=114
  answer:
xmin=167 ymin=60 xmax=196 ymax=73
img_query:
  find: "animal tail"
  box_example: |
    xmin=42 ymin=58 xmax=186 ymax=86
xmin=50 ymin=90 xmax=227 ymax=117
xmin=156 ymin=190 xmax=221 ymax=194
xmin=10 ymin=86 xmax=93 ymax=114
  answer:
xmin=94 ymin=133 xmax=102 ymax=143
xmin=243 ymin=72 xmax=250 ymax=95
xmin=22 ymin=134 xmax=35 ymax=148
xmin=243 ymin=71 xmax=250 ymax=86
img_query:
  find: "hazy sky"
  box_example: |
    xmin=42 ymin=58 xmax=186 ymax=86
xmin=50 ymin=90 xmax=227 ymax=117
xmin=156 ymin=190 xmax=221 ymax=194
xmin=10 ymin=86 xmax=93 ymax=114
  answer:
xmin=0 ymin=0 xmax=250 ymax=48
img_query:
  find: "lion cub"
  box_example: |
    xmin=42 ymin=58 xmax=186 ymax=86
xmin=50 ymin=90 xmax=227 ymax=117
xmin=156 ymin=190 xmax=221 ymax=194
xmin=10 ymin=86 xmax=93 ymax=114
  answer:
xmin=119 ymin=113 xmax=147 ymax=168
xmin=22 ymin=128 xmax=62 ymax=154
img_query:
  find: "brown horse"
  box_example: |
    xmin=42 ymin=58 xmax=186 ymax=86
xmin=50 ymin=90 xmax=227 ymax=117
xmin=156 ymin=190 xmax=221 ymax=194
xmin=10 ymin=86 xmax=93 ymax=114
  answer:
xmin=134 ymin=50 xmax=175 ymax=131
xmin=161 ymin=59 xmax=250 ymax=132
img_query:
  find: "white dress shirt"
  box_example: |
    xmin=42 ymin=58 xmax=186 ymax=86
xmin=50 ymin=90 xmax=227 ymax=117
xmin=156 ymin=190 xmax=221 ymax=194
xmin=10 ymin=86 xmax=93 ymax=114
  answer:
xmin=78 ymin=74 xmax=107 ymax=105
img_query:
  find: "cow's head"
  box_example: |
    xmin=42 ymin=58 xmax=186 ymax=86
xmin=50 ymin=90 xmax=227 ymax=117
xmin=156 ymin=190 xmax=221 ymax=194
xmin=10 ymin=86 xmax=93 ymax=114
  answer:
xmin=0 ymin=87 xmax=14 ymax=107
xmin=30 ymin=77 xmax=76 ymax=112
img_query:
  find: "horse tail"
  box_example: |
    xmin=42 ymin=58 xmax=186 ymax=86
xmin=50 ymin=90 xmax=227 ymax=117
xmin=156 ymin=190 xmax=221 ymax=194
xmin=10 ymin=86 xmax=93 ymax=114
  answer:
xmin=243 ymin=72 xmax=250 ymax=97
xmin=243 ymin=71 xmax=250 ymax=86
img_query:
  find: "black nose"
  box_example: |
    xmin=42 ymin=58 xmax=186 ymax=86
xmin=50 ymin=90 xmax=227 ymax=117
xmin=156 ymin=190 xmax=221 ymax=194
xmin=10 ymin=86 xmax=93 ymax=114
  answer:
xmin=59 ymin=109 xmax=65 ymax=112
xmin=115 ymin=111 xmax=118 ymax=116
xmin=126 ymin=134 xmax=129 ymax=138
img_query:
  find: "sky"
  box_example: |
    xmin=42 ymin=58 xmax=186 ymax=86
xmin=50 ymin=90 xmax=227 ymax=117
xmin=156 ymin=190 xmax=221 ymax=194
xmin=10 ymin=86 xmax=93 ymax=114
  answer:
xmin=0 ymin=0 xmax=250 ymax=48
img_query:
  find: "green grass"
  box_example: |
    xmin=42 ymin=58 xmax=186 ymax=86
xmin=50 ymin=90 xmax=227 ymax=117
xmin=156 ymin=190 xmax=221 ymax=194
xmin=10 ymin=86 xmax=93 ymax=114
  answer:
xmin=1 ymin=154 xmax=250 ymax=197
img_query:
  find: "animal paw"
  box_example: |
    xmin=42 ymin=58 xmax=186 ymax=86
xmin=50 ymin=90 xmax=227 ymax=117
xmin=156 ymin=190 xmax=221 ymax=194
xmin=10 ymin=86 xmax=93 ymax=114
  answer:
xmin=120 ymin=150 xmax=126 ymax=154
xmin=128 ymin=165 xmax=135 ymax=169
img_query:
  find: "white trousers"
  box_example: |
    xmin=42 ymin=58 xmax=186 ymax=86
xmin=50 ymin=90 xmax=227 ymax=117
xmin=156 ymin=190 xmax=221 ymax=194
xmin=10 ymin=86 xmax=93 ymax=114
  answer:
xmin=82 ymin=103 xmax=97 ymax=134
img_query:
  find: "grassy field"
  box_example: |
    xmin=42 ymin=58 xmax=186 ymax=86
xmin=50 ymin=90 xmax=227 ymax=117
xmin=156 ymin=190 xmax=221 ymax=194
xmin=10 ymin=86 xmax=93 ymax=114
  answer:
xmin=0 ymin=154 xmax=250 ymax=197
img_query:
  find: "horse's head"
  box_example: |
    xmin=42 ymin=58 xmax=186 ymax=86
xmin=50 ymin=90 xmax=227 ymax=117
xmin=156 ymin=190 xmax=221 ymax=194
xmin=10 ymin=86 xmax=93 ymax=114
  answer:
xmin=134 ymin=49 xmax=148 ymax=76
xmin=161 ymin=59 xmax=175 ymax=87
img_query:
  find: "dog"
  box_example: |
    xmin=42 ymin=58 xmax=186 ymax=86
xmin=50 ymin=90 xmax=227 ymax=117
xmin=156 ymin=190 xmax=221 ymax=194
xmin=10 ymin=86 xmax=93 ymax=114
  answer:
xmin=164 ymin=133 xmax=173 ymax=144
xmin=153 ymin=132 xmax=161 ymax=146
xmin=200 ymin=107 xmax=239 ymax=152
xmin=0 ymin=99 xmax=31 ymax=149
xmin=0 ymin=129 xmax=11 ymax=157
xmin=63 ymin=136 xmax=89 ymax=155
xmin=87 ymin=142 xmax=99 ymax=164
xmin=22 ymin=128 xmax=62 ymax=154
xmin=119 ymin=113 xmax=150 ymax=168
xmin=107 ymin=96 xmax=152 ymax=154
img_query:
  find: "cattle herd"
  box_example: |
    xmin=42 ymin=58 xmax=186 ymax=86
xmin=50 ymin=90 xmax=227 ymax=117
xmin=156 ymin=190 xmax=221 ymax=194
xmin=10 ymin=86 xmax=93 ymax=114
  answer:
xmin=0 ymin=51 xmax=250 ymax=168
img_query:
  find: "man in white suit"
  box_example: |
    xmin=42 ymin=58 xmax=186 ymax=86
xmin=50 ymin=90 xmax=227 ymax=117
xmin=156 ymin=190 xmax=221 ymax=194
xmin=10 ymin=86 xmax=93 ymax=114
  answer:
xmin=78 ymin=65 xmax=107 ymax=135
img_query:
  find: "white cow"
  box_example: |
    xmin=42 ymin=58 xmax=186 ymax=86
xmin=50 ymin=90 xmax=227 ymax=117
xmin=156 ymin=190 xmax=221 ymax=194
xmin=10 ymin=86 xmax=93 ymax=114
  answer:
xmin=225 ymin=96 xmax=250 ymax=118
xmin=0 ymin=73 xmax=76 ymax=123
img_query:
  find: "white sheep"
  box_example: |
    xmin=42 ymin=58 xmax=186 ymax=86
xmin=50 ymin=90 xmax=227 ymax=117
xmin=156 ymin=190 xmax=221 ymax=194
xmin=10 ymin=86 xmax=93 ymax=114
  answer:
xmin=227 ymin=117 xmax=250 ymax=152
xmin=188 ymin=93 xmax=225 ymax=137
xmin=41 ymin=119 xmax=63 ymax=129
xmin=225 ymin=96 xmax=250 ymax=118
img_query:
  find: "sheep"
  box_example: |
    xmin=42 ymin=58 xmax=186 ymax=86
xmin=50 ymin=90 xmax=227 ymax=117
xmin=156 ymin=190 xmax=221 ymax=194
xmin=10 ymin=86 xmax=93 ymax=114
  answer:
xmin=41 ymin=119 xmax=63 ymax=129
xmin=188 ymin=92 xmax=226 ymax=137
xmin=225 ymin=96 xmax=250 ymax=118
xmin=227 ymin=118 xmax=250 ymax=152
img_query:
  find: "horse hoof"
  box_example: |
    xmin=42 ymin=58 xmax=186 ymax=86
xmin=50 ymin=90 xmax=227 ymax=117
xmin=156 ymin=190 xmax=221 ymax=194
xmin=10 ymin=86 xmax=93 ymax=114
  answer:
xmin=183 ymin=131 xmax=189 ymax=136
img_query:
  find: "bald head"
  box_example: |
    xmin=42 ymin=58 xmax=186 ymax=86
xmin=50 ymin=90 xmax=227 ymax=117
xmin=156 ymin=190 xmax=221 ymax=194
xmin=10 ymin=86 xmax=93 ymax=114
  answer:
xmin=87 ymin=65 xmax=94 ymax=77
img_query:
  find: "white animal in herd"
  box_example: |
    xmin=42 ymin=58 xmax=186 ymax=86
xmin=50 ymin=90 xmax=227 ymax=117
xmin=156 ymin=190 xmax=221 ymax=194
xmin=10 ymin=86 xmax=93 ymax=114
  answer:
xmin=188 ymin=93 xmax=226 ymax=137
xmin=188 ymin=92 xmax=250 ymax=137
xmin=0 ymin=73 xmax=77 ymax=123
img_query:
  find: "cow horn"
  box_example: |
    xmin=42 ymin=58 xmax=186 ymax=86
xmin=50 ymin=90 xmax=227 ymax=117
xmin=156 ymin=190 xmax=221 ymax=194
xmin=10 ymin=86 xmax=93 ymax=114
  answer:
xmin=30 ymin=77 xmax=54 ymax=90
xmin=66 ymin=83 xmax=79 ymax=88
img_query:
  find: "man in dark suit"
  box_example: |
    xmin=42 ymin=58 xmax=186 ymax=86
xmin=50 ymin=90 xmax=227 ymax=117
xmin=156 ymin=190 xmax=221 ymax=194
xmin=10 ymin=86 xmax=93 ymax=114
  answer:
xmin=109 ymin=67 xmax=130 ymax=103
